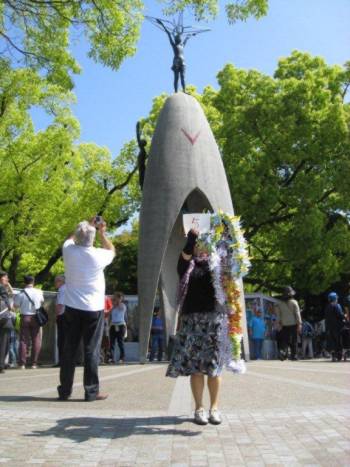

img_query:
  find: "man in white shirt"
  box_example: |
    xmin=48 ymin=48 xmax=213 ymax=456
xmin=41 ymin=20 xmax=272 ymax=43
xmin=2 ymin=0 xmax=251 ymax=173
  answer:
xmin=0 ymin=271 xmax=14 ymax=373
xmin=14 ymin=275 xmax=44 ymax=369
xmin=58 ymin=218 xmax=115 ymax=401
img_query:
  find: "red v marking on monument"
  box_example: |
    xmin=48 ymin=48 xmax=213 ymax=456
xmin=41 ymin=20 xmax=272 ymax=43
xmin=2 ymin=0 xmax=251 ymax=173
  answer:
xmin=181 ymin=128 xmax=201 ymax=146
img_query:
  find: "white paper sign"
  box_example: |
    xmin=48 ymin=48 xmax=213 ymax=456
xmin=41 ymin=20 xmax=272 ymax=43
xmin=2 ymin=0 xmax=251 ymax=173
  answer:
xmin=183 ymin=213 xmax=211 ymax=235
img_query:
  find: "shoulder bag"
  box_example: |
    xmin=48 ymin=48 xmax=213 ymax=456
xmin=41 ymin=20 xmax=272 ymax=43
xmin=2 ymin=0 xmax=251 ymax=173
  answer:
xmin=23 ymin=289 xmax=49 ymax=327
xmin=0 ymin=286 xmax=12 ymax=326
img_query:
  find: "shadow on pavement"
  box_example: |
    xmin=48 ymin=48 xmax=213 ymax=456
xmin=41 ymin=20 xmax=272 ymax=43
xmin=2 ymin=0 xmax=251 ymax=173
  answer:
xmin=294 ymin=359 xmax=343 ymax=363
xmin=0 ymin=395 xmax=82 ymax=402
xmin=25 ymin=416 xmax=199 ymax=442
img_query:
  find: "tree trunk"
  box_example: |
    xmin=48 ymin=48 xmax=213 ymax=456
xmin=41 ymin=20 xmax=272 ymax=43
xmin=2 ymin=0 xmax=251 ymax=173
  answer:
xmin=8 ymin=252 xmax=21 ymax=285
xmin=35 ymin=247 xmax=62 ymax=284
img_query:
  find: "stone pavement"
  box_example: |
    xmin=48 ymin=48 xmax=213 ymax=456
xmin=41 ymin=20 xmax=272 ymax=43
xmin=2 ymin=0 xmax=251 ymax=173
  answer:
xmin=0 ymin=359 xmax=349 ymax=466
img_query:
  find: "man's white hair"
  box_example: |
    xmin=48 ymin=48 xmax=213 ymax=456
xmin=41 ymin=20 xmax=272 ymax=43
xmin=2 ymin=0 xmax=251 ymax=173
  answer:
xmin=55 ymin=274 xmax=65 ymax=282
xmin=75 ymin=221 xmax=96 ymax=247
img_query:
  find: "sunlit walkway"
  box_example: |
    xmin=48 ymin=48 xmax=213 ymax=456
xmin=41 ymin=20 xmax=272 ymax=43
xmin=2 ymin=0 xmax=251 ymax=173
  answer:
xmin=0 ymin=359 xmax=349 ymax=466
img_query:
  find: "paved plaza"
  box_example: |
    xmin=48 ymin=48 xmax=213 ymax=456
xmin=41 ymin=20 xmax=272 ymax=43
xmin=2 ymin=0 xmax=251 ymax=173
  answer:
xmin=0 ymin=359 xmax=349 ymax=466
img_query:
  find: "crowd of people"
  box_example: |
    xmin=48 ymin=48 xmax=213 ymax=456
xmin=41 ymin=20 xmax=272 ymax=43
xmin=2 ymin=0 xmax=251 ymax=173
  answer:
xmin=248 ymin=288 xmax=350 ymax=362
xmin=0 ymin=284 xmax=131 ymax=374
xmin=0 ymin=272 xmax=45 ymax=372
xmin=0 ymin=274 xmax=164 ymax=374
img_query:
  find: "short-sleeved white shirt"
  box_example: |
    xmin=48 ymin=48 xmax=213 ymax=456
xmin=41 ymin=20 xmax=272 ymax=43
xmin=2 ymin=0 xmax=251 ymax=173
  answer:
xmin=14 ymin=287 xmax=44 ymax=316
xmin=62 ymin=239 xmax=115 ymax=312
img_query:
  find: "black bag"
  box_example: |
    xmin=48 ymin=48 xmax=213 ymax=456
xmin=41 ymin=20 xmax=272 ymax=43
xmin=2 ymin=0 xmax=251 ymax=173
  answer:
xmin=35 ymin=306 xmax=49 ymax=327
xmin=0 ymin=285 xmax=12 ymax=327
xmin=0 ymin=309 xmax=12 ymax=326
xmin=23 ymin=290 xmax=49 ymax=327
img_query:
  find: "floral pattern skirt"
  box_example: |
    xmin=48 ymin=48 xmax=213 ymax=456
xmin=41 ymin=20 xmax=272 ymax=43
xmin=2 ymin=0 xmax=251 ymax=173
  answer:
xmin=166 ymin=310 xmax=225 ymax=378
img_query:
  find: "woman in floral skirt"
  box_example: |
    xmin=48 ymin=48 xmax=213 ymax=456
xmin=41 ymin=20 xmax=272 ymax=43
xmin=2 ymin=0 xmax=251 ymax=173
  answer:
xmin=166 ymin=229 xmax=224 ymax=425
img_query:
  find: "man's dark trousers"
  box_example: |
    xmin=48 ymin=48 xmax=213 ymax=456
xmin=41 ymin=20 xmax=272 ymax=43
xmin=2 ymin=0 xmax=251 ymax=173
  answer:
xmin=0 ymin=325 xmax=10 ymax=370
xmin=56 ymin=314 xmax=66 ymax=365
xmin=58 ymin=306 xmax=104 ymax=401
xmin=280 ymin=324 xmax=298 ymax=359
xmin=150 ymin=333 xmax=164 ymax=361
xmin=109 ymin=324 xmax=125 ymax=361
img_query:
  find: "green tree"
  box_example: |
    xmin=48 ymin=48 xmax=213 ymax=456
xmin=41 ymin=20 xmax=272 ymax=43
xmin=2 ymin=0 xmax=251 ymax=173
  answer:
xmin=0 ymin=0 xmax=143 ymax=89
xmin=105 ymin=223 xmax=139 ymax=295
xmin=0 ymin=59 xmax=140 ymax=285
xmin=212 ymin=52 xmax=350 ymax=295
xmin=162 ymin=0 xmax=268 ymax=21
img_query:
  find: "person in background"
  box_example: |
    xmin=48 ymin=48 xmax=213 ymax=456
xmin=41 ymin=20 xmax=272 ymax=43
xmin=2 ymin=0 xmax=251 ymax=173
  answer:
xmin=274 ymin=286 xmax=302 ymax=361
xmin=109 ymin=292 xmax=127 ymax=364
xmin=249 ymin=309 xmax=266 ymax=360
xmin=0 ymin=271 xmax=15 ymax=374
xmin=271 ymin=308 xmax=282 ymax=358
xmin=14 ymin=275 xmax=44 ymax=369
xmin=8 ymin=324 xmax=19 ymax=368
xmin=101 ymin=295 xmax=113 ymax=364
xmin=149 ymin=307 xmax=164 ymax=362
xmin=314 ymin=319 xmax=326 ymax=357
xmin=325 ymin=292 xmax=345 ymax=362
xmin=54 ymin=275 xmax=66 ymax=367
xmin=301 ymin=319 xmax=315 ymax=359
xmin=340 ymin=317 xmax=350 ymax=361
xmin=6 ymin=282 xmax=18 ymax=368
xmin=58 ymin=218 xmax=115 ymax=401
xmin=344 ymin=284 xmax=350 ymax=322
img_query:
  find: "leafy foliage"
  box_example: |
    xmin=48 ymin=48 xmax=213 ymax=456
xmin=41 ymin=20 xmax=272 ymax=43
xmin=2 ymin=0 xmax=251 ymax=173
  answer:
xmin=213 ymin=52 xmax=350 ymax=294
xmin=163 ymin=0 xmax=268 ymax=22
xmin=105 ymin=224 xmax=139 ymax=295
xmin=1 ymin=0 xmax=143 ymax=89
xmin=0 ymin=59 xmax=140 ymax=285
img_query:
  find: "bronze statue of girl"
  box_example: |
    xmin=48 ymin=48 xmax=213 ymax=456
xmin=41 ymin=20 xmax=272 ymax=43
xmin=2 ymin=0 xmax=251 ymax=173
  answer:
xmin=147 ymin=14 xmax=209 ymax=93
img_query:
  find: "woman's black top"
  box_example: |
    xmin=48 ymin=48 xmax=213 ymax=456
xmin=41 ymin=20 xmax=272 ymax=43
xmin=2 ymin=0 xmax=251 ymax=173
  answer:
xmin=0 ymin=285 xmax=13 ymax=330
xmin=325 ymin=303 xmax=345 ymax=332
xmin=177 ymin=255 xmax=216 ymax=314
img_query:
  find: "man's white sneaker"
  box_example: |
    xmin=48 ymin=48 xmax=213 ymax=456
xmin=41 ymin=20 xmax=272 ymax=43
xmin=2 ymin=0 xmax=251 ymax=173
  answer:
xmin=209 ymin=409 xmax=222 ymax=425
xmin=194 ymin=408 xmax=208 ymax=425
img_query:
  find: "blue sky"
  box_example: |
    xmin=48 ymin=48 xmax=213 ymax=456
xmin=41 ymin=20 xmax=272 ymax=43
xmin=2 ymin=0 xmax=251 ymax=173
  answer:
xmin=35 ymin=0 xmax=350 ymax=157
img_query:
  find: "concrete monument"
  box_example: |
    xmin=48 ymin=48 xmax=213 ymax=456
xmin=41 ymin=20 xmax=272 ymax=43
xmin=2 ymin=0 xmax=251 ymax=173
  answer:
xmin=138 ymin=92 xmax=249 ymax=362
